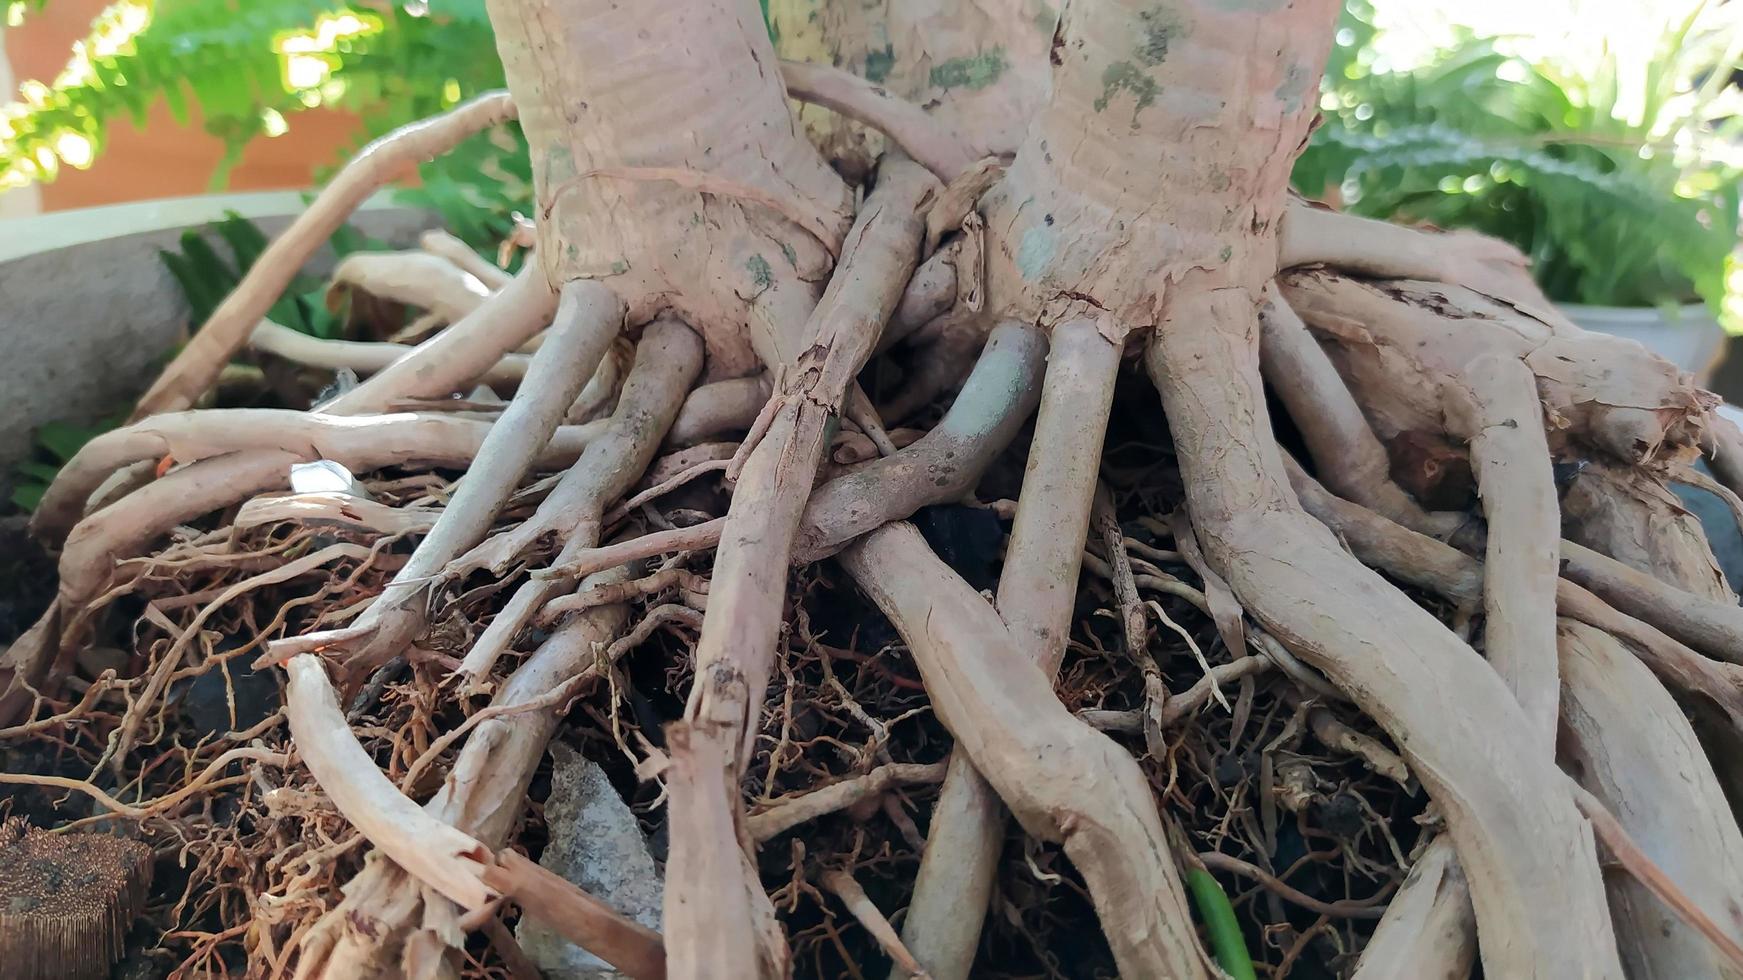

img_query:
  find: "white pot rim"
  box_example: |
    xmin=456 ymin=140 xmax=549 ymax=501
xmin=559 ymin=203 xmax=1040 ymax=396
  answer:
xmin=0 ymin=189 xmax=409 ymax=264
xmin=1556 ymin=300 xmax=1712 ymax=322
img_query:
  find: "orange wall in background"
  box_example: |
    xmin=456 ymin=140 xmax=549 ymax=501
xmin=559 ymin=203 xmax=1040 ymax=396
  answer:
xmin=7 ymin=0 xmax=365 ymax=211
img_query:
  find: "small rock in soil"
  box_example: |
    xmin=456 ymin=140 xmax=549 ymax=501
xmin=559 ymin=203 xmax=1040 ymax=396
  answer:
xmin=518 ymin=742 xmax=664 ymax=979
xmin=173 ymin=639 xmax=279 ymax=739
xmin=913 ymin=503 xmax=1004 ymax=592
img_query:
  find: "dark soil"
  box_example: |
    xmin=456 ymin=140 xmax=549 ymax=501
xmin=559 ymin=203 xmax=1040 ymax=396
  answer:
xmin=0 ymin=516 xmax=56 ymax=644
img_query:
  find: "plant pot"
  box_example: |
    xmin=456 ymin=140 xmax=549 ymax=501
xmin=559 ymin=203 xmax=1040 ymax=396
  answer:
xmin=1558 ymin=301 xmax=1727 ymax=382
xmin=0 ymin=191 xmax=437 ymax=503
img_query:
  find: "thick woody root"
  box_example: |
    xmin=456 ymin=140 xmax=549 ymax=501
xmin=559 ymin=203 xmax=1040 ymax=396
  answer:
xmin=419 ymin=229 xmax=513 ymax=290
xmin=681 ymin=154 xmax=933 ymax=753
xmin=22 ymin=1 xmax=1743 ymax=978
xmin=132 ymin=91 xmax=518 ymax=419
xmin=294 ymin=568 xmax=636 ymax=977
xmin=1152 ymin=287 xmax=1621 ymax=976
xmin=1348 ymin=837 xmax=1476 ymax=980
xmin=1289 ymin=462 xmax=1743 ymax=975
xmin=32 ymin=410 xmax=604 ymax=544
xmin=1560 ymin=460 xmax=1735 ymax=603
xmin=1278 ymin=199 xmax=1541 ymax=302
xmin=842 ymin=522 xmax=1214 ymax=979
xmin=282 ymin=613 xmax=666 ymax=980
xmin=1556 ymin=620 xmax=1743 ymax=979
xmin=248 ymin=321 xmax=533 ymax=390
xmin=1278 ymin=269 xmax=1717 ymax=470
xmin=1442 ymin=353 xmax=1562 ymax=747
xmin=530 ymin=317 xmax=1043 ymax=610
xmin=327 ymin=251 xmax=492 ymax=325
xmin=1257 ymin=295 xmax=1743 ymax=668
xmin=35 ymin=262 xmax=561 ymax=547
xmin=450 ymin=319 xmax=705 ymax=686
xmin=1288 ymin=461 xmax=1743 ymax=724
xmin=892 ymin=321 xmax=1125 ymax=980
xmin=667 ymin=158 xmax=935 ymax=978
xmin=1 ymin=264 xmax=572 ymax=724
xmin=1257 ymin=290 xmax=1462 ymax=538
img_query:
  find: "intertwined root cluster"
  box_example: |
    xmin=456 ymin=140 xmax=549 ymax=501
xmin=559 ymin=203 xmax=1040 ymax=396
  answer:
xmin=5 ymin=0 xmax=1743 ymax=978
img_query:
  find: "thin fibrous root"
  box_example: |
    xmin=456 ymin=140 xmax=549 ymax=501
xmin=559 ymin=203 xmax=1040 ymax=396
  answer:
xmin=132 ymin=90 xmax=516 ymax=419
xmin=1079 ymin=656 xmax=1273 ymax=734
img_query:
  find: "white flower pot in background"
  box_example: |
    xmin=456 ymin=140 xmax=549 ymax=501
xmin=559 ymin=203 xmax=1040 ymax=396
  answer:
xmin=0 ymin=191 xmax=436 ymax=503
xmin=1559 ymin=302 xmax=1727 ymax=382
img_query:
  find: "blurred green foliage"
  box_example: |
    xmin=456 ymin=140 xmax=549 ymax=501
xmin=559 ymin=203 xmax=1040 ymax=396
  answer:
xmin=1 ymin=0 xmax=529 ymax=247
xmin=1298 ymin=0 xmax=1742 ymax=319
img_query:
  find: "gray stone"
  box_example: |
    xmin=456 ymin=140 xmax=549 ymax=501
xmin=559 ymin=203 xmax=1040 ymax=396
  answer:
xmin=517 ymin=743 xmax=664 ymax=979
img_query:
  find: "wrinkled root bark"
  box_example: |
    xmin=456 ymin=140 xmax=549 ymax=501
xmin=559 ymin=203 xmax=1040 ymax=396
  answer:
xmin=842 ymin=522 xmax=1213 ymax=979
xmin=16 ymin=0 xmax=1743 ymax=977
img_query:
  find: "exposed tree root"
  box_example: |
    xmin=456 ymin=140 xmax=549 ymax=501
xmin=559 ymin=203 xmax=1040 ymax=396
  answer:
xmin=779 ymin=60 xmax=976 ymax=182
xmin=893 ymin=320 xmax=1124 ymax=979
xmin=261 ymin=282 xmax=627 ymax=675
xmin=1151 ymin=289 xmax=1620 ymax=977
xmin=249 ymin=321 xmax=532 ymax=389
xmin=1258 ymin=289 xmax=1463 ymax=538
xmin=842 ymin=522 xmax=1214 ymax=979
xmin=418 ymin=229 xmax=513 ymax=291
xmin=1349 ymin=836 xmax=1476 ymax=980
xmin=132 ymin=90 xmax=517 ymax=419
xmin=1443 ymin=353 xmax=1561 ymax=746
xmin=15 ymin=1 xmax=1743 ymax=977
xmin=295 ymin=567 xmax=636 ymax=976
xmin=451 ymin=319 xmax=705 ymax=686
xmin=328 ymin=251 xmax=492 ymax=325
xmin=1557 ymin=620 xmax=1743 ymax=978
